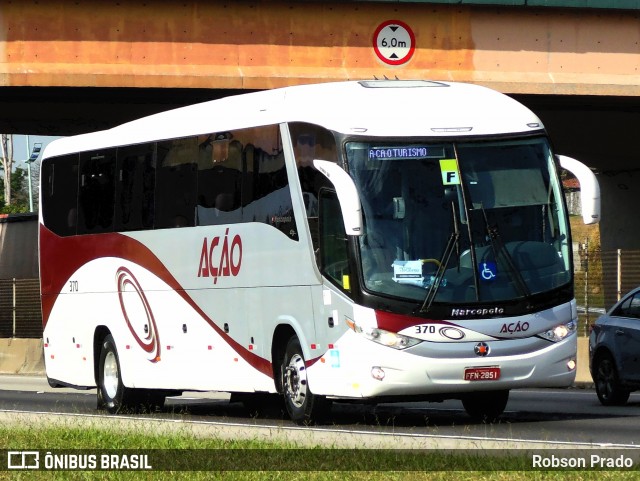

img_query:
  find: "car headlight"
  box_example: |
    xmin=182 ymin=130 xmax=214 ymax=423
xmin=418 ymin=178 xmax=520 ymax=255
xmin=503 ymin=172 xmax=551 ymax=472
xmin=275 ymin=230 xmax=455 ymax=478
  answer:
xmin=537 ymin=320 xmax=577 ymax=342
xmin=346 ymin=319 xmax=421 ymax=350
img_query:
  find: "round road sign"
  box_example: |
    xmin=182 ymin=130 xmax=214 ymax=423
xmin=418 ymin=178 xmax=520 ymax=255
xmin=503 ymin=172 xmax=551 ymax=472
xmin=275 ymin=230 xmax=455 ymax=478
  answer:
xmin=373 ymin=20 xmax=416 ymax=66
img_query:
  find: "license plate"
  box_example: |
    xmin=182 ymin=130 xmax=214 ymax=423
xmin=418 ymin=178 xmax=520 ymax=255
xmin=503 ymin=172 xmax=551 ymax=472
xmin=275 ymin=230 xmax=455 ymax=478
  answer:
xmin=464 ymin=367 xmax=501 ymax=381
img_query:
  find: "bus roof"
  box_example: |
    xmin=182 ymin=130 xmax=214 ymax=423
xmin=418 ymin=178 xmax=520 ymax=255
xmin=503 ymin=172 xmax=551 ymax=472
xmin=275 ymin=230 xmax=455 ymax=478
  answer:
xmin=43 ymin=80 xmax=544 ymax=158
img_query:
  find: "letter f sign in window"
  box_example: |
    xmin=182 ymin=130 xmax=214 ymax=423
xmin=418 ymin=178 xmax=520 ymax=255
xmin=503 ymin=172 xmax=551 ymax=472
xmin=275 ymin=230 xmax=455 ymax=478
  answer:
xmin=440 ymin=159 xmax=460 ymax=185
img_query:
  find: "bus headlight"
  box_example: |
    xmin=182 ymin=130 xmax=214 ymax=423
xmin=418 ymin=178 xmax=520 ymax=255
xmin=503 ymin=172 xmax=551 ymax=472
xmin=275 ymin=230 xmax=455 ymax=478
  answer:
xmin=537 ymin=320 xmax=577 ymax=343
xmin=346 ymin=319 xmax=421 ymax=350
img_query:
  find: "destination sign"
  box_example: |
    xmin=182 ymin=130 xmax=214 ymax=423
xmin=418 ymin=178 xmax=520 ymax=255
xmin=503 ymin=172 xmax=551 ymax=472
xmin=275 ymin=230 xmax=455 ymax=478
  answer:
xmin=368 ymin=146 xmax=445 ymax=160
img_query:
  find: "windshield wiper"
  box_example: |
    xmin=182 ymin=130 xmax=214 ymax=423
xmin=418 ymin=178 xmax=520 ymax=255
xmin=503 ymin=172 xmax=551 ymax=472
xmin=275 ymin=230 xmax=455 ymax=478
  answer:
xmin=480 ymin=207 xmax=531 ymax=299
xmin=419 ymin=202 xmax=460 ymax=313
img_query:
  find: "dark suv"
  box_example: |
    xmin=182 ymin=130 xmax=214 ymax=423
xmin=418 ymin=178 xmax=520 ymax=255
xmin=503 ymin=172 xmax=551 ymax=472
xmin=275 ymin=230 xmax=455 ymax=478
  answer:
xmin=589 ymin=287 xmax=640 ymax=405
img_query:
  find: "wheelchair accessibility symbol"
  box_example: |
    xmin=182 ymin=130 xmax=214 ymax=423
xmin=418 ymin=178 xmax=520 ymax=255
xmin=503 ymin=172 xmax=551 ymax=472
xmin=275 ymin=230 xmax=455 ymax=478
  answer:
xmin=479 ymin=262 xmax=497 ymax=281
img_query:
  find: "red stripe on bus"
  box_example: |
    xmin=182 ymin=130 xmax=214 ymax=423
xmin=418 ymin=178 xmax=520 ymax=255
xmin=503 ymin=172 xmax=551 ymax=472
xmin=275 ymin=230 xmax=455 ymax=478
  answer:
xmin=375 ymin=310 xmax=455 ymax=332
xmin=39 ymin=224 xmax=274 ymax=379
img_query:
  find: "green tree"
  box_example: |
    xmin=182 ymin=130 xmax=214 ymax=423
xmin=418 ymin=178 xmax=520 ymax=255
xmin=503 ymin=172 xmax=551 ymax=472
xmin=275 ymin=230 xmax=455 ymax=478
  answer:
xmin=1 ymin=132 xmax=40 ymax=213
xmin=1 ymin=132 xmax=30 ymax=214
xmin=0 ymin=166 xmax=29 ymax=213
xmin=0 ymin=133 xmax=14 ymax=209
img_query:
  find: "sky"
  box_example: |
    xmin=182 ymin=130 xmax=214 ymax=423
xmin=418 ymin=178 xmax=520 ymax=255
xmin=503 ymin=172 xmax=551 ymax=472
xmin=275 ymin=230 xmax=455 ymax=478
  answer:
xmin=10 ymin=135 xmax=63 ymax=165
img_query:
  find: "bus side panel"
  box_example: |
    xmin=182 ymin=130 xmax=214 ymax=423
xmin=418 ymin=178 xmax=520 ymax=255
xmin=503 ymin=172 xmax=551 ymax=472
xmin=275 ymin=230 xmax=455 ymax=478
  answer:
xmin=305 ymin=283 xmax=356 ymax=396
xmin=42 ymin=256 xmax=278 ymax=392
xmin=42 ymin=291 xmax=101 ymax=388
xmin=41 ymin=221 xmax=321 ymax=393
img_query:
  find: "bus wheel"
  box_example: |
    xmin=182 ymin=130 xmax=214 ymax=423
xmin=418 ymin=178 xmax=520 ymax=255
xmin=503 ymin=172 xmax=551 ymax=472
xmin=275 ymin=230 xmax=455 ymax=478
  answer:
xmin=461 ymin=390 xmax=509 ymax=423
xmin=97 ymin=334 xmax=135 ymax=414
xmin=282 ymin=336 xmax=331 ymax=425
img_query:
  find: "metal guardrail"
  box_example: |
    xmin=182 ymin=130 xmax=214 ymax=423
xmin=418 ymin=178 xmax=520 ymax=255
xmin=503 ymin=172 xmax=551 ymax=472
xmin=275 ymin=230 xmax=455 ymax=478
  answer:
xmin=576 ymin=306 xmax=606 ymax=315
xmin=0 ymin=278 xmax=42 ymax=338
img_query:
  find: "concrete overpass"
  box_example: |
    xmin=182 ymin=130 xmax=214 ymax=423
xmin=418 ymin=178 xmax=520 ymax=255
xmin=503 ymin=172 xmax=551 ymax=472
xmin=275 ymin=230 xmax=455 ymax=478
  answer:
xmin=1 ymin=0 xmax=640 ymax=252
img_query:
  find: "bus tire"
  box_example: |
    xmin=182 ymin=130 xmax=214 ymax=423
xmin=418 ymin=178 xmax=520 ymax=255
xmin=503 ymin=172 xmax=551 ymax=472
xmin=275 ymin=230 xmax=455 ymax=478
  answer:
xmin=282 ymin=336 xmax=331 ymax=425
xmin=97 ymin=334 xmax=137 ymax=414
xmin=461 ymin=390 xmax=509 ymax=423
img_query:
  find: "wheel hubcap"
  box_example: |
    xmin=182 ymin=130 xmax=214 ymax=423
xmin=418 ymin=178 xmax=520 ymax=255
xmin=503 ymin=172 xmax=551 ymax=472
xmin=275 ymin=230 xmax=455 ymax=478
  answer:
xmin=597 ymin=359 xmax=614 ymax=399
xmin=103 ymin=351 xmax=119 ymax=399
xmin=284 ymin=353 xmax=307 ymax=408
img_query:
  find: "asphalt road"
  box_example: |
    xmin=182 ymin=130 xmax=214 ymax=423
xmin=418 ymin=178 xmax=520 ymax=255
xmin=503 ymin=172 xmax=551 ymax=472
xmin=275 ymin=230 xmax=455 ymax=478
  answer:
xmin=1 ymin=375 xmax=639 ymax=449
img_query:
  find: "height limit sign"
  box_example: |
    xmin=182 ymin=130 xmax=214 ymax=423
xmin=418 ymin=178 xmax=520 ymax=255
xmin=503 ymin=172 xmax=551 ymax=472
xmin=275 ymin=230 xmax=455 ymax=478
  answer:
xmin=373 ymin=20 xmax=416 ymax=66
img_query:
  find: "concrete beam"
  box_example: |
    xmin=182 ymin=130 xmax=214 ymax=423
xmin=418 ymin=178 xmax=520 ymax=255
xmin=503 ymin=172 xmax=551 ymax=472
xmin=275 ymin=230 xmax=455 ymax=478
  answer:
xmin=0 ymin=1 xmax=638 ymax=96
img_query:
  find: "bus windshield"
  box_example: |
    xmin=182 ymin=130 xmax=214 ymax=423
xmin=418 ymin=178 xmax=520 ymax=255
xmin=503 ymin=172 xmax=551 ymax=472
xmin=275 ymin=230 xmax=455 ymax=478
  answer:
xmin=347 ymin=137 xmax=571 ymax=305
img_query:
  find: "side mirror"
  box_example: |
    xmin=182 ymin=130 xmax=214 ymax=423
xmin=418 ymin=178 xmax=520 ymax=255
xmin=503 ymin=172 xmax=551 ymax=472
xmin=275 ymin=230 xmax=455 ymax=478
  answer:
xmin=313 ymin=159 xmax=363 ymax=235
xmin=557 ymin=155 xmax=600 ymax=225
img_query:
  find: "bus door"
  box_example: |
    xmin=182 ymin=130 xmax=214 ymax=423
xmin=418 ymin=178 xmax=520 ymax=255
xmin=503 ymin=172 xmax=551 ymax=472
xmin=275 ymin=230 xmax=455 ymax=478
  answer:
xmin=317 ymin=188 xmax=355 ymax=357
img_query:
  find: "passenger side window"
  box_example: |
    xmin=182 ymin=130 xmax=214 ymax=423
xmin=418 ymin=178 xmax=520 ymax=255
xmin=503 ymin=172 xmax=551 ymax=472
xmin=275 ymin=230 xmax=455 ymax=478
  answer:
xmin=319 ymin=189 xmax=351 ymax=292
xmin=616 ymin=293 xmax=640 ymax=319
xmin=196 ymin=133 xmax=242 ymax=226
xmin=78 ymin=149 xmax=116 ymax=235
xmin=115 ymin=143 xmax=156 ymax=232
xmin=155 ymin=137 xmax=198 ymax=229
xmin=249 ymin=128 xmax=297 ymax=240
xmin=290 ymin=123 xmax=337 ymax=219
xmin=43 ymin=124 xmax=299 ymax=238
xmin=41 ymin=154 xmax=79 ymax=237
xmin=197 ymin=126 xmax=298 ymax=240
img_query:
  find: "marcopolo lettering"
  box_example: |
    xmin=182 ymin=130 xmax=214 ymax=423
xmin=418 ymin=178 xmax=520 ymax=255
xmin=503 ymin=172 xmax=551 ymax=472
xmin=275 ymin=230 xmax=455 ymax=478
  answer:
xmin=197 ymin=228 xmax=243 ymax=284
xmin=451 ymin=307 xmax=505 ymax=317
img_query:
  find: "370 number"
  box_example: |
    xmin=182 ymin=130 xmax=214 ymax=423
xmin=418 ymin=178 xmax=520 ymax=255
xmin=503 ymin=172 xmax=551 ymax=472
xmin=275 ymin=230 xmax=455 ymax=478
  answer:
xmin=69 ymin=280 xmax=79 ymax=292
xmin=415 ymin=325 xmax=436 ymax=334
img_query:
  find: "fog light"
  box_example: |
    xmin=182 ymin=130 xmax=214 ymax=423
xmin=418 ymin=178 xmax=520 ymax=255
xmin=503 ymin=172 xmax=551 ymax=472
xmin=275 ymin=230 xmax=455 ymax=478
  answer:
xmin=567 ymin=359 xmax=576 ymax=371
xmin=371 ymin=366 xmax=386 ymax=381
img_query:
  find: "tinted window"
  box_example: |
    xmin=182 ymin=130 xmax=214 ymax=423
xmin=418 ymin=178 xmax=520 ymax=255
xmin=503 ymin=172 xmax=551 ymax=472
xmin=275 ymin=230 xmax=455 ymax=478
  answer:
xmin=320 ymin=189 xmax=350 ymax=291
xmin=155 ymin=137 xmax=198 ymax=229
xmin=115 ymin=143 xmax=156 ymax=232
xmin=197 ymin=126 xmax=298 ymax=240
xmin=41 ymin=154 xmax=79 ymax=237
xmin=78 ymin=149 xmax=116 ymax=235
xmin=290 ymin=123 xmax=336 ymax=251
xmin=42 ymin=125 xmax=298 ymax=239
xmin=615 ymin=293 xmax=640 ymax=319
xmin=196 ymin=133 xmax=242 ymax=226
xmin=290 ymin=122 xmax=337 ymax=219
xmin=247 ymin=126 xmax=297 ymax=240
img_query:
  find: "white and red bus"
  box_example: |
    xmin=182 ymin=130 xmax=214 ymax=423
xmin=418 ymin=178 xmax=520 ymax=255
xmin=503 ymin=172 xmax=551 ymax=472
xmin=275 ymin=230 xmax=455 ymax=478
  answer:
xmin=39 ymin=80 xmax=599 ymax=423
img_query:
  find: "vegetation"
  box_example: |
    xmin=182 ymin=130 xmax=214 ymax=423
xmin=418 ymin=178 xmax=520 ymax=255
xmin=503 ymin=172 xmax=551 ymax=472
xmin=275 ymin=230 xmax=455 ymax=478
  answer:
xmin=0 ymin=133 xmax=36 ymax=214
xmin=0 ymin=422 xmax=638 ymax=480
xmin=570 ymin=215 xmax=603 ymax=334
xmin=0 ymin=166 xmax=31 ymax=214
